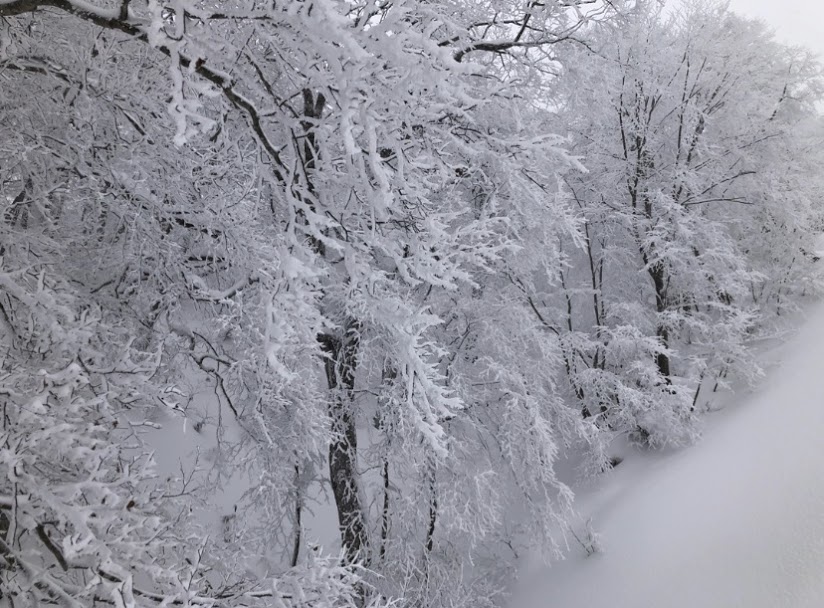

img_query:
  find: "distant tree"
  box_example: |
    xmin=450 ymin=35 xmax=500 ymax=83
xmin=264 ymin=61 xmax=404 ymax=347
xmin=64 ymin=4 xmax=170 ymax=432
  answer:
xmin=546 ymin=0 xmax=824 ymax=449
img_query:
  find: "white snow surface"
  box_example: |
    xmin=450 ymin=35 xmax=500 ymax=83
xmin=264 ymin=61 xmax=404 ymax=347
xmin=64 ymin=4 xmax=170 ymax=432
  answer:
xmin=514 ymin=302 xmax=824 ymax=608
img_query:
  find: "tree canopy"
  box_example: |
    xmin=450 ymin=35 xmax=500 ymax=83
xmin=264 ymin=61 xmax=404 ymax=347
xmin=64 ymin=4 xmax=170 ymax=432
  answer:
xmin=0 ymin=0 xmax=821 ymax=606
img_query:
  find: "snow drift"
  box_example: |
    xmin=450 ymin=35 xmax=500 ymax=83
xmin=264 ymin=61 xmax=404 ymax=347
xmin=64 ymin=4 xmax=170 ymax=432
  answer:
xmin=515 ymin=302 xmax=824 ymax=608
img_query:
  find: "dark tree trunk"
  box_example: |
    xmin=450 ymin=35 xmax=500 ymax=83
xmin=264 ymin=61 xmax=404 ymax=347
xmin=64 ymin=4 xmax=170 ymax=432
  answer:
xmin=425 ymin=457 xmax=437 ymax=555
xmin=290 ymin=464 xmax=302 ymax=568
xmin=319 ymin=321 xmax=369 ymax=565
xmin=648 ymin=260 xmax=671 ymax=381
xmin=298 ymin=88 xmax=370 ymax=567
xmin=379 ymin=458 xmax=390 ymax=561
xmin=655 ymin=327 xmax=671 ymax=380
xmin=0 ymin=509 xmax=13 ymax=601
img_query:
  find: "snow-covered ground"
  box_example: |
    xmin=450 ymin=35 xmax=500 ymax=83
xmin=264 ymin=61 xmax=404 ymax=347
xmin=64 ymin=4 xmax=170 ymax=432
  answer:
xmin=513 ymin=301 xmax=824 ymax=607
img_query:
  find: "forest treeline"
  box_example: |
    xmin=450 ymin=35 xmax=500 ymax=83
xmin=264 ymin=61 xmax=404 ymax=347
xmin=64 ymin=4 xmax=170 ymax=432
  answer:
xmin=0 ymin=0 xmax=822 ymax=606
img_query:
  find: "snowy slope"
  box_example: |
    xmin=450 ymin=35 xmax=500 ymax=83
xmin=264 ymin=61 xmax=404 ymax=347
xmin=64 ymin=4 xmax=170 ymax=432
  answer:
xmin=514 ymin=301 xmax=824 ymax=608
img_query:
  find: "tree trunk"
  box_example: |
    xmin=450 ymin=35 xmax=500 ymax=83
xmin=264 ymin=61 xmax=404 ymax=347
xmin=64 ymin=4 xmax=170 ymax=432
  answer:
xmin=0 ymin=509 xmax=13 ymax=601
xmin=299 ymin=88 xmax=370 ymax=567
xmin=648 ymin=261 xmax=672 ymax=381
xmin=319 ymin=321 xmax=369 ymax=565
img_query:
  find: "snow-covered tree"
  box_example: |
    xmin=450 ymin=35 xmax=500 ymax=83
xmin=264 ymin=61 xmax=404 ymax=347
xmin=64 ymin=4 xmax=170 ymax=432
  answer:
xmin=546 ymin=0 xmax=824 ymax=448
xmin=2 ymin=0 xmax=823 ymax=605
xmin=0 ymin=0 xmax=614 ymax=605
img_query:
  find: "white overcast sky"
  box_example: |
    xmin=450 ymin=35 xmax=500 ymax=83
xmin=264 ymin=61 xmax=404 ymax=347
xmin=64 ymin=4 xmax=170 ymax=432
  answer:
xmin=725 ymin=0 xmax=824 ymax=59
